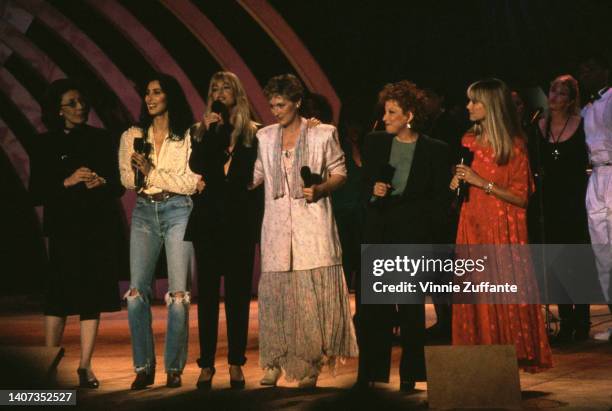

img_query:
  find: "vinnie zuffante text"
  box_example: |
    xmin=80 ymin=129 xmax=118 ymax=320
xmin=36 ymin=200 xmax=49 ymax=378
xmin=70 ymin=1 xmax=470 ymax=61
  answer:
xmin=370 ymin=256 xmax=519 ymax=294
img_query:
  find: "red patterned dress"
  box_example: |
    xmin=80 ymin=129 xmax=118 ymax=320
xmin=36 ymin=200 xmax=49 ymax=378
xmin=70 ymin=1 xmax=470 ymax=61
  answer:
xmin=452 ymin=133 xmax=553 ymax=372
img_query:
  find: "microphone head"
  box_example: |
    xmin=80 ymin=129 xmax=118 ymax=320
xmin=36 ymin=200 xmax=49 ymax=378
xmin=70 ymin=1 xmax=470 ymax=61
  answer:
xmin=210 ymin=100 xmax=226 ymax=114
xmin=379 ymin=163 xmax=395 ymax=184
xmin=142 ymin=142 xmax=152 ymax=156
xmin=301 ymin=166 xmax=312 ymax=187
xmin=210 ymin=100 xmax=230 ymax=125
xmin=459 ymin=146 xmax=474 ymax=166
xmin=133 ymin=137 xmax=144 ymax=153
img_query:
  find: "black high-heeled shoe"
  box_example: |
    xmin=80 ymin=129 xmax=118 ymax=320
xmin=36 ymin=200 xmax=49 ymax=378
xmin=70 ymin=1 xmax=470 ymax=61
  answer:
xmin=77 ymin=368 xmax=99 ymax=389
xmin=196 ymin=367 xmax=215 ymax=390
xmin=400 ymin=379 xmax=416 ymax=393
xmin=229 ymin=365 xmax=245 ymax=389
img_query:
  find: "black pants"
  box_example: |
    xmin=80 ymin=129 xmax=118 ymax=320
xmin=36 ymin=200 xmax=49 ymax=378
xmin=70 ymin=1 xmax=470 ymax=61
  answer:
xmin=557 ymin=304 xmax=590 ymax=332
xmin=356 ymin=301 xmax=426 ymax=383
xmin=194 ymin=240 xmax=254 ymax=368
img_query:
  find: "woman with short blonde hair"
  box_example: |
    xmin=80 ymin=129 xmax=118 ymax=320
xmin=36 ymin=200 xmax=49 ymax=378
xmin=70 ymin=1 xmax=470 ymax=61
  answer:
xmin=253 ymin=74 xmax=358 ymax=389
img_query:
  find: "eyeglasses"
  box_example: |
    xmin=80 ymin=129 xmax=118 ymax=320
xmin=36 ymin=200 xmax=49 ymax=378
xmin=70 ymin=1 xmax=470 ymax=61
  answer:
xmin=61 ymin=99 xmax=88 ymax=108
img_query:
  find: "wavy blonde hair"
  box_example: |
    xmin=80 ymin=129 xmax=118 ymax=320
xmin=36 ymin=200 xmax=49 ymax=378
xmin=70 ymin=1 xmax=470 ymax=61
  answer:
xmin=467 ymin=78 xmax=523 ymax=165
xmin=195 ymin=71 xmax=258 ymax=146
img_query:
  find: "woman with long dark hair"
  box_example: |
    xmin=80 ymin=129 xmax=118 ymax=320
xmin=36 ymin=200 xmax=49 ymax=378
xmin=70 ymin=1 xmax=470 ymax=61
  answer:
xmin=450 ymin=78 xmax=552 ymax=371
xmin=185 ymin=71 xmax=261 ymax=389
xmin=30 ymin=79 xmax=126 ymax=388
xmin=119 ymin=73 xmax=199 ymax=389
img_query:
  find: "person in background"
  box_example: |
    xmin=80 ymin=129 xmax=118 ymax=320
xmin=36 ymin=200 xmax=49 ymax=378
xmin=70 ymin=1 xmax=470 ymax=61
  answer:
xmin=527 ymin=75 xmax=595 ymax=344
xmin=421 ymin=85 xmax=464 ymax=342
xmin=579 ymin=54 xmax=612 ymax=342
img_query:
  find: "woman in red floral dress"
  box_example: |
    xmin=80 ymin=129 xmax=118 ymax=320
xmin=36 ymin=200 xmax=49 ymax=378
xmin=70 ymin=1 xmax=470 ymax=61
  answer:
xmin=450 ymin=78 xmax=553 ymax=372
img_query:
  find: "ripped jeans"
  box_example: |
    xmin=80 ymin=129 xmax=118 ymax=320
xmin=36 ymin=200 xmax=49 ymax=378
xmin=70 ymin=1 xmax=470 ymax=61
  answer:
xmin=126 ymin=195 xmax=193 ymax=374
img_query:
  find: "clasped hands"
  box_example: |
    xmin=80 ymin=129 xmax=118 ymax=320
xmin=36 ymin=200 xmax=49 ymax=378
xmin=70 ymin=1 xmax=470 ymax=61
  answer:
xmin=64 ymin=167 xmax=106 ymax=189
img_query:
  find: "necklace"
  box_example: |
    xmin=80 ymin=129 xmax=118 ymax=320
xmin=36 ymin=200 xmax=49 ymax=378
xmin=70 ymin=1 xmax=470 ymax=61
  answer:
xmin=547 ymin=116 xmax=570 ymax=160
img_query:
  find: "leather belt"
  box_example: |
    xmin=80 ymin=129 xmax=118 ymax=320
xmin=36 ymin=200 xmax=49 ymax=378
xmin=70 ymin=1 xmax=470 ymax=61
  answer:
xmin=137 ymin=191 xmax=180 ymax=202
xmin=592 ymin=161 xmax=612 ymax=168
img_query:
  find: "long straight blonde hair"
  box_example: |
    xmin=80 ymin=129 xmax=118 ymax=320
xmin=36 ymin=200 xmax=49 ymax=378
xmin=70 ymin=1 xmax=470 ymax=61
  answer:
xmin=195 ymin=71 xmax=258 ymax=146
xmin=467 ymin=78 xmax=524 ymax=165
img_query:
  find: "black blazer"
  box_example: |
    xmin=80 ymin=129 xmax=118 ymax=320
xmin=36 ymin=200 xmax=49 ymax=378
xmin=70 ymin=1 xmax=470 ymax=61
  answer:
xmin=29 ymin=125 xmax=125 ymax=238
xmin=184 ymin=125 xmax=263 ymax=244
xmin=361 ymin=131 xmax=452 ymax=244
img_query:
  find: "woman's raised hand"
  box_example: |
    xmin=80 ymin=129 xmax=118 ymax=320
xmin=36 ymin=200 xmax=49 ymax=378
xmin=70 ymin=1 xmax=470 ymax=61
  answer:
xmin=203 ymin=112 xmax=223 ymax=130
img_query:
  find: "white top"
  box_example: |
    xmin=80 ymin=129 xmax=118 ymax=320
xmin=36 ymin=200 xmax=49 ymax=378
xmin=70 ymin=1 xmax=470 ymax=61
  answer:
xmin=118 ymin=126 xmax=199 ymax=195
xmin=253 ymin=121 xmax=347 ymax=272
xmin=582 ymin=87 xmax=612 ymax=165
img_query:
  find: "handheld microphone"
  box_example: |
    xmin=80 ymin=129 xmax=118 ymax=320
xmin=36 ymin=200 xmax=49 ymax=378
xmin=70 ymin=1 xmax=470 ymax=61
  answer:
xmin=456 ymin=146 xmax=474 ymax=201
xmin=133 ymin=135 xmax=152 ymax=189
xmin=378 ymin=163 xmax=395 ymax=186
xmin=373 ymin=163 xmax=395 ymax=207
xmin=300 ymin=166 xmax=322 ymax=188
xmin=210 ymin=100 xmax=229 ymax=128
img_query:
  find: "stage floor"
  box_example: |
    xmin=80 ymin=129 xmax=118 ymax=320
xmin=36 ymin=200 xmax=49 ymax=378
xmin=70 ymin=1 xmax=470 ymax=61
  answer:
xmin=0 ymin=298 xmax=610 ymax=410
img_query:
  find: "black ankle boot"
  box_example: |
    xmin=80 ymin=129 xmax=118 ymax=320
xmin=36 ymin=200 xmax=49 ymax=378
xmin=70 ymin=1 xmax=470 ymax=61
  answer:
xmin=166 ymin=372 xmax=181 ymax=388
xmin=131 ymin=368 xmax=155 ymax=390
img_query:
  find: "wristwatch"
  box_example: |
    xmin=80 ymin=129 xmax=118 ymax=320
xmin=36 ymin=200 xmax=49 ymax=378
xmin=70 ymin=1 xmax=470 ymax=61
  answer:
xmin=484 ymin=181 xmax=494 ymax=195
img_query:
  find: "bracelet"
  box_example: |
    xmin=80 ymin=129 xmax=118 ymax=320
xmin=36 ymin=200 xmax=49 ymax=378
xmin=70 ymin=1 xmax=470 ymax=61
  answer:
xmin=484 ymin=181 xmax=494 ymax=195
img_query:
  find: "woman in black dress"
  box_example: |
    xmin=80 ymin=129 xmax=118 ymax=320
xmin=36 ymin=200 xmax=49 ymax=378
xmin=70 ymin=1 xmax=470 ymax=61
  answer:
xmin=30 ymin=79 xmax=126 ymax=388
xmin=528 ymin=74 xmax=594 ymax=343
xmin=185 ymin=71 xmax=261 ymax=389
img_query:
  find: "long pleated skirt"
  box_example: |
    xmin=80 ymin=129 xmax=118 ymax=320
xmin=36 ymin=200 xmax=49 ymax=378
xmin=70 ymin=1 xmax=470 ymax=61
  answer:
xmin=258 ymin=264 xmax=358 ymax=381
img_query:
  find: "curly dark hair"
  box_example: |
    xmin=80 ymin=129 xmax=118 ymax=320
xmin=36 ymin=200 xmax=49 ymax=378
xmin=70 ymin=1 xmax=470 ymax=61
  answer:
xmin=378 ymin=80 xmax=427 ymax=131
xmin=41 ymin=79 xmax=89 ymax=131
xmin=263 ymin=74 xmax=304 ymax=102
xmin=138 ymin=73 xmax=193 ymax=140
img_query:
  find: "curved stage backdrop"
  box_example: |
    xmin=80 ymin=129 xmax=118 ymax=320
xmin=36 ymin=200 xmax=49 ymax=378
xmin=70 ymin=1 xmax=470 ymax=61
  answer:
xmin=0 ymin=0 xmax=341 ymax=295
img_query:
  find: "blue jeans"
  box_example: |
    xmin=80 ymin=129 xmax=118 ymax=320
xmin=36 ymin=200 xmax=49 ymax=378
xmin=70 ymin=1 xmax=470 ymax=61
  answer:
xmin=126 ymin=195 xmax=193 ymax=374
